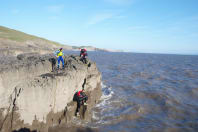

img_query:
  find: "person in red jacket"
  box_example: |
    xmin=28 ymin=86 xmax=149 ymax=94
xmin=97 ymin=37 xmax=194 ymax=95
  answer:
xmin=80 ymin=48 xmax=88 ymax=64
xmin=74 ymin=89 xmax=88 ymax=116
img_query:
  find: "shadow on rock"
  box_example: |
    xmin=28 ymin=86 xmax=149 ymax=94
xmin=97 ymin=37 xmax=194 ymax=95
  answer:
xmin=12 ymin=128 xmax=37 ymax=132
xmin=49 ymin=126 xmax=98 ymax=132
xmin=76 ymin=128 xmax=97 ymax=132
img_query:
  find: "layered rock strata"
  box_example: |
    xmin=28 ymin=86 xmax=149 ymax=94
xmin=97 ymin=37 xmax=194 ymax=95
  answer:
xmin=0 ymin=54 xmax=102 ymax=132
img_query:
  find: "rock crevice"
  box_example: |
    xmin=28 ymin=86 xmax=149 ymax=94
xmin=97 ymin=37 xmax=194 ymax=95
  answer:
xmin=0 ymin=54 xmax=102 ymax=132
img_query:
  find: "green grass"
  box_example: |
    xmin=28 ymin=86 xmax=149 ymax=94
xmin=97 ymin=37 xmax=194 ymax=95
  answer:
xmin=0 ymin=26 xmax=61 ymax=46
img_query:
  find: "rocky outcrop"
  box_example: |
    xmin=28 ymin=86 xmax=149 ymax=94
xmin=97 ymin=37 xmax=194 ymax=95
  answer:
xmin=0 ymin=54 xmax=102 ymax=132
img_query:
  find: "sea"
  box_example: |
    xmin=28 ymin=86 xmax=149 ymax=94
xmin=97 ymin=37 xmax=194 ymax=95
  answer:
xmin=64 ymin=51 xmax=198 ymax=132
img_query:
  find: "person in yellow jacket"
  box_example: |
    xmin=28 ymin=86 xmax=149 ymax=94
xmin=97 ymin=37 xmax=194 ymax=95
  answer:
xmin=54 ymin=48 xmax=64 ymax=69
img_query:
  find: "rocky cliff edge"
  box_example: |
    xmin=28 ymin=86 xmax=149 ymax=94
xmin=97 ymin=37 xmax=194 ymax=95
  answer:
xmin=0 ymin=53 xmax=102 ymax=132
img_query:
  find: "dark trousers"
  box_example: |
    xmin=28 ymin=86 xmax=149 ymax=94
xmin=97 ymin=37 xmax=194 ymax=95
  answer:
xmin=80 ymin=56 xmax=87 ymax=64
xmin=76 ymin=96 xmax=88 ymax=113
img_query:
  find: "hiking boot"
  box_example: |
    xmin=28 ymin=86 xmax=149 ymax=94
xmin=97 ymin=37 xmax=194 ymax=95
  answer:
xmin=76 ymin=112 xmax=80 ymax=117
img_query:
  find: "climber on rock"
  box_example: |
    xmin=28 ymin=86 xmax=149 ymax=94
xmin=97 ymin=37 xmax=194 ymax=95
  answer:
xmin=54 ymin=48 xmax=64 ymax=69
xmin=79 ymin=48 xmax=88 ymax=64
xmin=73 ymin=89 xmax=88 ymax=116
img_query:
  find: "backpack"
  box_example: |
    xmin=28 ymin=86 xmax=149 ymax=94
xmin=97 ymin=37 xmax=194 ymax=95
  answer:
xmin=54 ymin=50 xmax=60 ymax=56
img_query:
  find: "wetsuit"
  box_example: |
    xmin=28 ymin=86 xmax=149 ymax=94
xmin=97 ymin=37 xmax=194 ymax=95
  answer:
xmin=76 ymin=90 xmax=88 ymax=113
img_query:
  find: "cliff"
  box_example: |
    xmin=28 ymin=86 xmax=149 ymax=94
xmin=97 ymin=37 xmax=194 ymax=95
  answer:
xmin=0 ymin=53 xmax=102 ymax=132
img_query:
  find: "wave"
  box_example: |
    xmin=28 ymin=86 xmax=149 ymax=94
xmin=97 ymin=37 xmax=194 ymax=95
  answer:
xmin=95 ymin=82 xmax=114 ymax=108
xmin=91 ymin=82 xmax=114 ymax=124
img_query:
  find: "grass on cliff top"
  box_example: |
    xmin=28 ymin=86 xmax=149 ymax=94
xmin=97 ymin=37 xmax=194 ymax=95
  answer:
xmin=0 ymin=26 xmax=61 ymax=46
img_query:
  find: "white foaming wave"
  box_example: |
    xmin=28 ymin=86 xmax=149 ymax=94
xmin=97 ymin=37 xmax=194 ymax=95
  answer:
xmin=92 ymin=111 xmax=100 ymax=120
xmin=91 ymin=82 xmax=114 ymax=124
xmin=95 ymin=82 xmax=114 ymax=108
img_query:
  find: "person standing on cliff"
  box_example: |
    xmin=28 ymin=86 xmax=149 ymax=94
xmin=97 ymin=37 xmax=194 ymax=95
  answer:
xmin=54 ymin=48 xmax=64 ymax=69
xmin=80 ymin=48 xmax=88 ymax=64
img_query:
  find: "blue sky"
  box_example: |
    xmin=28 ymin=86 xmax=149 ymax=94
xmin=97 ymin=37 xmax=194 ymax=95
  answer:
xmin=0 ymin=0 xmax=198 ymax=54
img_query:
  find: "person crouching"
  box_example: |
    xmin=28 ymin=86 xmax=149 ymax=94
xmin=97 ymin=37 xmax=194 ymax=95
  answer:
xmin=73 ymin=89 xmax=88 ymax=116
xmin=80 ymin=48 xmax=88 ymax=64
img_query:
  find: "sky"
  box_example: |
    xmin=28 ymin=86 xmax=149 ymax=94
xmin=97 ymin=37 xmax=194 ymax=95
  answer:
xmin=0 ymin=0 xmax=198 ymax=54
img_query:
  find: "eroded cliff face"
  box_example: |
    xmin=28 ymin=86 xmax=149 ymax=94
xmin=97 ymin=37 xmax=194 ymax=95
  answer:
xmin=0 ymin=54 xmax=102 ymax=132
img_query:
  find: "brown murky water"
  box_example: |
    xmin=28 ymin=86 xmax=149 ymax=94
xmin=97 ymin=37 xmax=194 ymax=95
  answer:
xmin=66 ymin=52 xmax=198 ymax=132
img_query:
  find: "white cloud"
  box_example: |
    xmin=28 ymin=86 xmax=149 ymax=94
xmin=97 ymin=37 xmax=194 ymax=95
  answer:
xmin=49 ymin=16 xmax=59 ymax=20
xmin=104 ymin=0 xmax=134 ymax=6
xmin=11 ymin=9 xmax=20 ymax=14
xmin=114 ymin=15 xmax=127 ymax=19
xmin=128 ymin=26 xmax=148 ymax=30
xmin=46 ymin=5 xmax=64 ymax=13
xmin=87 ymin=13 xmax=114 ymax=25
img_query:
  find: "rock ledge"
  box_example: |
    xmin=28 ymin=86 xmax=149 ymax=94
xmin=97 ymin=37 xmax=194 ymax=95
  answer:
xmin=0 ymin=53 xmax=102 ymax=132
